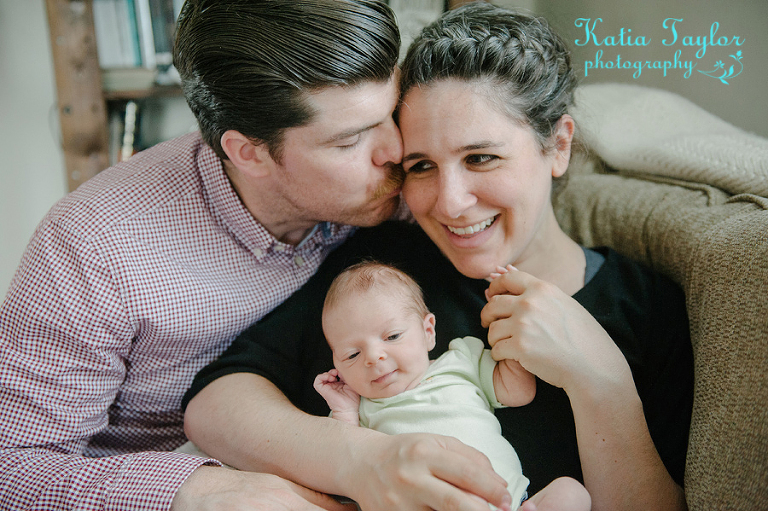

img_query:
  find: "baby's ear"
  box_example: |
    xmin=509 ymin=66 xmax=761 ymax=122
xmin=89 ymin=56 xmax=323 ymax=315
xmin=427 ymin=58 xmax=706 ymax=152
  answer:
xmin=423 ymin=313 xmax=437 ymax=351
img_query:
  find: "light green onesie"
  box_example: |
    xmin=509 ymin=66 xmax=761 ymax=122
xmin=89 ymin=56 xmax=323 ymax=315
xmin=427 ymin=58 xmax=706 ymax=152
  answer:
xmin=359 ymin=336 xmax=529 ymax=506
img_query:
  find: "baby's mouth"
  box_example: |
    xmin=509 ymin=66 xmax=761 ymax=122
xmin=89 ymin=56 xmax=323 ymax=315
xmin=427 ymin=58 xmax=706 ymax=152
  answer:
xmin=446 ymin=215 xmax=498 ymax=236
xmin=373 ymin=370 xmax=396 ymax=384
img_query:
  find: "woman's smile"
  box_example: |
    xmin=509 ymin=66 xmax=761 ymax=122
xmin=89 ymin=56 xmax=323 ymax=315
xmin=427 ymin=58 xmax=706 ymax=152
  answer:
xmin=445 ymin=215 xmax=499 ymax=237
xmin=400 ymin=80 xmax=569 ymax=279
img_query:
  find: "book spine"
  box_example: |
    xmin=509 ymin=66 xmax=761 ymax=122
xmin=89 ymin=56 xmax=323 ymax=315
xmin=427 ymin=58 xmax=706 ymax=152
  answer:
xmin=133 ymin=0 xmax=156 ymax=69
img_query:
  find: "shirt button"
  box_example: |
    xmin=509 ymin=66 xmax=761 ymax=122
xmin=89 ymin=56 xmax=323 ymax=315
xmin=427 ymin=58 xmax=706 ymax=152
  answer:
xmin=294 ymin=256 xmax=305 ymax=267
xmin=274 ymin=245 xmax=285 ymax=252
xmin=253 ymin=248 xmax=263 ymax=257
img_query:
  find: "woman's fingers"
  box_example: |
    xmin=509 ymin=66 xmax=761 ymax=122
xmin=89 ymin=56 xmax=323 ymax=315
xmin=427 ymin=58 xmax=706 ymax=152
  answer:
xmin=481 ymin=292 xmax=521 ymax=329
xmin=352 ymin=433 xmax=512 ymax=511
xmin=484 ymin=266 xmax=531 ymax=299
xmin=422 ymin=436 xmax=513 ymax=511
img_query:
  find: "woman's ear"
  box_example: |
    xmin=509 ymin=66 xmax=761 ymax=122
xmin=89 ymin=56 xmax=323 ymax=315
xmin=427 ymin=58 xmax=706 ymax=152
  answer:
xmin=551 ymin=114 xmax=575 ymax=178
xmin=220 ymin=130 xmax=273 ymax=178
xmin=423 ymin=313 xmax=437 ymax=351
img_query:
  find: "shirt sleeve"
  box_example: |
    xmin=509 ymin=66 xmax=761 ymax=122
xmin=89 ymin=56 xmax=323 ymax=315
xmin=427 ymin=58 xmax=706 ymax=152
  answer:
xmin=183 ymin=245 xmax=343 ymax=414
xmin=183 ymin=221 xmax=436 ymax=416
xmin=0 ymin=222 xmax=215 ymax=510
xmin=449 ymin=337 xmax=502 ymax=409
xmin=0 ymin=448 xmax=215 ymax=510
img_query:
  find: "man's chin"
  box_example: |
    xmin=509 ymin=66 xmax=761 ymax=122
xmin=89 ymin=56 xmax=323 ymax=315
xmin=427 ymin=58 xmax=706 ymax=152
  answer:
xmin=355 ymin=197 xmax=401 ymax=227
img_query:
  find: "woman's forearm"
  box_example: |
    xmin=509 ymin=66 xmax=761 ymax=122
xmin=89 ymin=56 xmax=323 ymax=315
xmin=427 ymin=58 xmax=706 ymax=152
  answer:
xmin=568 ymin=378 xmax=687 ymax=511
xmin=184 ymin=373 xmax=365 ymax=493
xmin=183 ymin=372 xmax=513 ymax=511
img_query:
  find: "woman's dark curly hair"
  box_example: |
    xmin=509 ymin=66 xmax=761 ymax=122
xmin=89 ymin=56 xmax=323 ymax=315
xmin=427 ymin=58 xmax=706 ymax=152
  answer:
xmin=400 ymin=1 xmax=577 ymax=153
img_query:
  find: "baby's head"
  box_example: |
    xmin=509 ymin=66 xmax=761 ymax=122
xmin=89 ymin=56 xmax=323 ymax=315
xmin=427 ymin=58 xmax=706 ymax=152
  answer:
xmin=322 ymin=261 xmax=436 ymax=399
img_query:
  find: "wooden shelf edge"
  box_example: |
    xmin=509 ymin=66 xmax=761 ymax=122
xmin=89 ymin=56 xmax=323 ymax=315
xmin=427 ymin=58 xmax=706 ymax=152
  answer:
xmin=103 ymin=84 xmax=184 ymax=101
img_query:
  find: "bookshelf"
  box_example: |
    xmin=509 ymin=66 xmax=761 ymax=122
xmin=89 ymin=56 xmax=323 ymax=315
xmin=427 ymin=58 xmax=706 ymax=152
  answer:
xmin=45 ymin=0 xmax=181 ymax=192
xmin=45 ymin=0 xmax=471 ymax=193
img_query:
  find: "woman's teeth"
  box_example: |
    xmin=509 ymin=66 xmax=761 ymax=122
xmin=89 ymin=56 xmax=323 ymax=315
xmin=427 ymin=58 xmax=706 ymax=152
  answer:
xmin=447 ymin=217 xmax=495 ymax=236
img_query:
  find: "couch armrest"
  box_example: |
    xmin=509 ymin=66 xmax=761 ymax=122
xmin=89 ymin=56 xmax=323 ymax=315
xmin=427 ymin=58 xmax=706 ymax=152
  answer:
xmin=554 ymin=169 xmax=768 ymax=510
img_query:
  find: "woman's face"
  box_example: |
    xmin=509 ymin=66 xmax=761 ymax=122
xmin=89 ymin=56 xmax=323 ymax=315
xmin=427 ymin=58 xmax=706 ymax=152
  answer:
xmin=399 ymin=79 xmax=571 ymax=279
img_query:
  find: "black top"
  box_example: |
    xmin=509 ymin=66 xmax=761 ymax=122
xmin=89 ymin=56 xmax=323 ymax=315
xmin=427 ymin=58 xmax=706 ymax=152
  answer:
xmin=185 ymin=221 xmax=693 ymax=493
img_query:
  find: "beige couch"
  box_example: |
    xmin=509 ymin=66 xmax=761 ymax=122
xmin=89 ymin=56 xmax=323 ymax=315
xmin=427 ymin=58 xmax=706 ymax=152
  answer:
xmin=554 ymin=83 xmax=768 ymax=510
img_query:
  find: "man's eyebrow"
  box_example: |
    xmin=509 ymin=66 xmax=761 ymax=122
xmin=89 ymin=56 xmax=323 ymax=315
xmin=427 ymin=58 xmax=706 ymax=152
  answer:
xmin=403 ymin=141 xmax=503 ymax=162
xmin=321 ymin=121 xmax=383 ymax=145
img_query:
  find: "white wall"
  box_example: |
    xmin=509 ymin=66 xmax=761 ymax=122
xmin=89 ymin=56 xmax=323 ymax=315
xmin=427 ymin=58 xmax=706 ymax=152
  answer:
xmin=0 ymin=1 xmax=196 ymax=297
xmin=1 ymin=0 xmax=766 ymax=298
xmin=536 ymin=0 xmax=768 ymax=139
xmin=0 ymin=0 xmax=67 ymax=296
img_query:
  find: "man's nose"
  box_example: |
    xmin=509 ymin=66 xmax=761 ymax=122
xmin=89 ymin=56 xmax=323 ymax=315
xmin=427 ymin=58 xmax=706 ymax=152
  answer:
xmin=372 ymin=118 xmax=403 ymax=167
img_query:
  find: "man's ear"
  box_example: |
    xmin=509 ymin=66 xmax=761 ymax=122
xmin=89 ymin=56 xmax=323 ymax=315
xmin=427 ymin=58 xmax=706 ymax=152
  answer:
xmin=551 ymin=114 xmax=575 ymax=179
xmin=423 ymin=313 xmax=437 ymax=351
xmin=220 ymin=130 xmax=273 ymax=178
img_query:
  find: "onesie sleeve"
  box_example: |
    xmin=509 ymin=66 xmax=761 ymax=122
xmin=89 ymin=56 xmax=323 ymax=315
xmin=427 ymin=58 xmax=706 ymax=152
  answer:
xmin=448 ymin=337 xmax=503 ymax=409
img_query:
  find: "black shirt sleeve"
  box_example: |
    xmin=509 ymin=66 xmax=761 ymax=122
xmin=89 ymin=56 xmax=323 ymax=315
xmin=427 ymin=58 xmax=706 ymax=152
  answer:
xmin=182 ymin=221 xmax=456 ymax=414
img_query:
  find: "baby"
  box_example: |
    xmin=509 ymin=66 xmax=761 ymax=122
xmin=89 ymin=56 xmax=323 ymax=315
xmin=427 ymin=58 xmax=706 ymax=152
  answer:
xmin=315 ymin=261 xmax=591 ymax=511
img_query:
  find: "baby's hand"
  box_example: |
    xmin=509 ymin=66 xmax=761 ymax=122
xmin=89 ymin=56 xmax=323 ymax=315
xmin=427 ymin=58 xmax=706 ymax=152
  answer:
xmin=313 ymin=369 xmax=361 ymax=418
xmin=487 ymin=264 xmax=517 ymax=281
xmin=485 ymin=265 xmax=518 ymax=300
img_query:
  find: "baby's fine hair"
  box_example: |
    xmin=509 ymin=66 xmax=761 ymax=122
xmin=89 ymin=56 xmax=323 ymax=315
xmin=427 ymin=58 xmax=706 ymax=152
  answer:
xmin=323 ymin=261 xmax=429 ymax=319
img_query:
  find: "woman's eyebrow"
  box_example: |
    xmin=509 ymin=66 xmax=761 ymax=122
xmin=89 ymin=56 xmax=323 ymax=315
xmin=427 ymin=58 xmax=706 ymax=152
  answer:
xmin=402 ymin=151 xmax=428 ymax=163
xmin=403 ymin=141 xmax=503 ymax=162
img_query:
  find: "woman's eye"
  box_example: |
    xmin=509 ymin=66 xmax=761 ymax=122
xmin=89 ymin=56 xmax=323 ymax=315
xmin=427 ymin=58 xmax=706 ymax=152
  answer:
xmin=466 ymin=154 xmax=497 ymax=166
xmin=404 ymin=161 xmax=434 ymax=174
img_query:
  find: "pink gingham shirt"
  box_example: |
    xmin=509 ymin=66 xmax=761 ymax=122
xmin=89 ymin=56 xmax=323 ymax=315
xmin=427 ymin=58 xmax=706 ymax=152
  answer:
xmin=0 ymin=132 xmax=355 ymax=509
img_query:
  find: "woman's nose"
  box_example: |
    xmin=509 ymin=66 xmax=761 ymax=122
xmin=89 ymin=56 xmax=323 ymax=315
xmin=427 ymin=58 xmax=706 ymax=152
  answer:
xmin=435 ymin=169 xmax=477 ymax=219
xmin=372 ymin=118 xmax=404 ymax=167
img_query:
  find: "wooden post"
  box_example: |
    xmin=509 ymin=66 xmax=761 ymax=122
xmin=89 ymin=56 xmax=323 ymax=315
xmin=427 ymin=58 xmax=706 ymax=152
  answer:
xmin=45 ymin=0 xmax=110 ymax=192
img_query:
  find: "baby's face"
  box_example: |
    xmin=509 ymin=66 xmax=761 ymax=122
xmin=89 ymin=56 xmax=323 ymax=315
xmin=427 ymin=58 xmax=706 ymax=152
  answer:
xmin=323 ymin=289 xmax=435 ymax=399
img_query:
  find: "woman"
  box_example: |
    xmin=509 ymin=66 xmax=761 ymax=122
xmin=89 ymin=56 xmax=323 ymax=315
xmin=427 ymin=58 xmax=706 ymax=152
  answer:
xmin=395 ymin=4 xmax=692 ymax=509
xmin=183 ymin=4 xmax=693 ymax=510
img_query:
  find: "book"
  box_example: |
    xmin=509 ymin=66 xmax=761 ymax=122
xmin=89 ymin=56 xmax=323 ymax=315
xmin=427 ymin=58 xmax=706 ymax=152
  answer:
xmin=92 ymin=0 xmax=141 ymax=67
xmin=101 ymin=67 xmax=157 ymax=92
xmin=120 ymin=100 xmax=139 ymax=161
xmin=133 ymin=0 xmax=157 ymax=69
xmin=149 ymin=0 xmax=180 ymax=84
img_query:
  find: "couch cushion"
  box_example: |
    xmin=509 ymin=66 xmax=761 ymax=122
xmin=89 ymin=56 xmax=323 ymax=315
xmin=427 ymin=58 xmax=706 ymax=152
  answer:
xmin=557 ymin=82 xmax=768 ymax=510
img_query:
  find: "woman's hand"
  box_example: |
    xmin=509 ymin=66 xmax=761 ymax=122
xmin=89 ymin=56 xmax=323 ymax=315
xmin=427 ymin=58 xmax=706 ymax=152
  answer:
xmin=481 ymin=266 xmax=632 ymax=396
xmin=343 ymin=431 xmax=514 ymax=511
xmin=482 ymin=267 xmax=686 ymax=511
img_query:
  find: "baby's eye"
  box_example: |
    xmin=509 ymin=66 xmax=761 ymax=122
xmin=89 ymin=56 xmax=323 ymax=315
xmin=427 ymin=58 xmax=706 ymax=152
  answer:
xmin=347 ymin=352 xmax=359 ymax=361
xmin=386 ymin=333 xmax=402 ymax=342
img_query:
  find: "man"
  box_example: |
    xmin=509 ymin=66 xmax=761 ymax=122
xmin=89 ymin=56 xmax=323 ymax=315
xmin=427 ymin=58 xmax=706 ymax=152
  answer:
xmin=0 ymin=1 xmax=405 ymax=509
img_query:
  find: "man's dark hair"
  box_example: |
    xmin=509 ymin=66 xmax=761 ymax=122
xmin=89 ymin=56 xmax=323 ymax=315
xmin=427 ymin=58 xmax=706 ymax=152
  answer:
xmin=174 ymin=0 xmax=400 ymax=161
